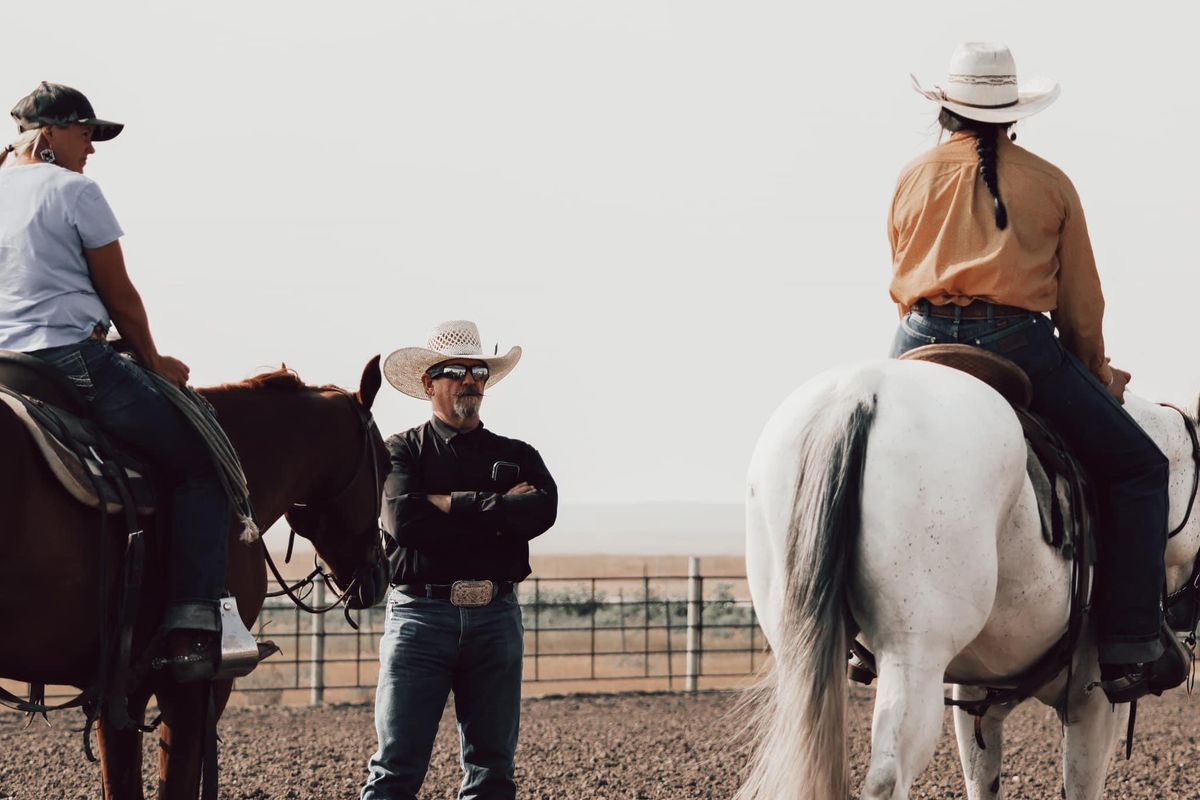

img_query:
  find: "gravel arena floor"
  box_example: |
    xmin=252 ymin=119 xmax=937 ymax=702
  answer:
xmin=2 ymin=685 xmax=1200 ymax=799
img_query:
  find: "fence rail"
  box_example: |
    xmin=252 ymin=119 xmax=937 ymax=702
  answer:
xmin=8 ymin=558 xmax=769 ymax=707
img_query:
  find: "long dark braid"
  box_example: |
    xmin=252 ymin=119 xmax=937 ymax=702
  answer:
xmin=973 ymin=127 xmax=1007 ymax=229
xmin=938 ymin=108 xmax=1013 ymax=230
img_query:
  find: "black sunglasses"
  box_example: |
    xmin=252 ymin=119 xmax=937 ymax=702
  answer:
xmin=427 ymin=364 xmax=490 ymax=382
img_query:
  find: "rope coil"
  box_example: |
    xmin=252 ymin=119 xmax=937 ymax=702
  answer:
xmin=143 ymin=371 xmax=259 ymax=542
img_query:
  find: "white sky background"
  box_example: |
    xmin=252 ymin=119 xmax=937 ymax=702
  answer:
xmin=8 ymin=2 xmax=1199 ymax=508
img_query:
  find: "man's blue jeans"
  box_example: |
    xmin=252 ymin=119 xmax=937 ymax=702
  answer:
xmin=28 ymin=338 xmax=230 ymax=632
xmin=362 ymin=589 xmax=524 ymax=800
xmin=891 ymin=308 xmax=1169 ymax=664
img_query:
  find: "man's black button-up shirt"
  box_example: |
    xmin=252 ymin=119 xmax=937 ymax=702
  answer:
xmin=382 ymin=417 xmax=557 ymax=585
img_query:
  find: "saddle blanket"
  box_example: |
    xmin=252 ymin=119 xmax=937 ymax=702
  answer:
xmin=0 ymin=391 xmax=155 ymax=515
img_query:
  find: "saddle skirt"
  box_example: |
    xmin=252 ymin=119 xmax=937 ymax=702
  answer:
xmin=0 ymin=350 xmax=155 ymax=515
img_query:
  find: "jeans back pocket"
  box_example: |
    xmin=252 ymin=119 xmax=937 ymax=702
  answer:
xmin=37 ymin=349 xmax=96 ymax=401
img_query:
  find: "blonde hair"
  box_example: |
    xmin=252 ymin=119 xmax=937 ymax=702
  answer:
xmin=0 ymin=128 xmax=44 ymax=169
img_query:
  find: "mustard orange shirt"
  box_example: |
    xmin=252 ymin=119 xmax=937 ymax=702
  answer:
xmin=889 ymin=132 xmax=1110 ymax=384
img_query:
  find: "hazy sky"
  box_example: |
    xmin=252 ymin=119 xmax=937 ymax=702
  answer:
xmin=9 ymin=1 xmax=1198 ymax=508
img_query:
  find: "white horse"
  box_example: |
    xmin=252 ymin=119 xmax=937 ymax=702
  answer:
xmin=739 ymin=358 xmax=1199 ymax=800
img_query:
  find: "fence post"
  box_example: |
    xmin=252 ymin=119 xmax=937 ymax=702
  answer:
xmin=686 ymin=556 xmax=702 ymax=692
xmin=310 ymin=581 xmax=326 ymax=706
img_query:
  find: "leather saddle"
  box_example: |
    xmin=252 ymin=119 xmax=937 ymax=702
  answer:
xmin=0 ymin=349 xmax=156 ymax=514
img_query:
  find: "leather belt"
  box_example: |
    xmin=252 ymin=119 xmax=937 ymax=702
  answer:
xmin=914 ymin=300 xmax=1034 ymax=319
xmin=394 ymin=580 xmax=515 ymax=603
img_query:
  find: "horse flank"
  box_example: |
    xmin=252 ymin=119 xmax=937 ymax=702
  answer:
xmin=736 ymin=382 xmax=877 ymax=800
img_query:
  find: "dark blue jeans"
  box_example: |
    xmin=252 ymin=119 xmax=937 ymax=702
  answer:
xmin=891 ymin=309 xmax=1169 ymax=664
xmin=28 ymin=338 xmax=230 ymax=632
xmin=362 ymin=589 xmax=524 ymax=800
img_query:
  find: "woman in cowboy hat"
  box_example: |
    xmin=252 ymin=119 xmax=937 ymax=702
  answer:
xmin=0 ymin=82 xmax=235 ymax=680
xmin=889 ymin=43 xmax=1181 ymax=703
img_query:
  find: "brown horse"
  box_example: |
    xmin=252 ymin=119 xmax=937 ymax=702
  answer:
xmin=0 ymin=355 xmax=391 ymax=799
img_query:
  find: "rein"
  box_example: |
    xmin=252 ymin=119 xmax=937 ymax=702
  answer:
xmin=263 ymin=388 xmax=385 ymax=629
xmin=1162 ymin=401 xmax=1200 ymax=540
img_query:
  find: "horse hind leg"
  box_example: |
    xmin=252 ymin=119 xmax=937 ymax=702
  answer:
xmin=861 ymin=654 xmax=953 ymax=799
xmin=950 ymin=687 xmax=1018 ymax=800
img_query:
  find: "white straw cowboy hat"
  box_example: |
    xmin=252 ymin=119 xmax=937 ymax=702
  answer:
xmin=383 ymin=320 xmax=522 ymax=399
xmin=911 ymin=42 xmax=1060 ymax=124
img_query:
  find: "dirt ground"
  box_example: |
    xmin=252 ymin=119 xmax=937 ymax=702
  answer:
xmin=1 ymin=685 xmax=1198 ymax=799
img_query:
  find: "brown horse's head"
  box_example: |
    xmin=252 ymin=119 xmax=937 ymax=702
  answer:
xmin=284 ymin=355 xmax=390 ymax=610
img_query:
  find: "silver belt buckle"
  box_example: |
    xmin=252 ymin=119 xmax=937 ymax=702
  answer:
xmin=450 ymin=580 xmax=494 ymax=608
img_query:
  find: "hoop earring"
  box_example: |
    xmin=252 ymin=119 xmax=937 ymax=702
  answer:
xmin=38 ymin=148 xmax=55 ymax=164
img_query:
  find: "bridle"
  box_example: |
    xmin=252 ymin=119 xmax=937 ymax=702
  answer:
xmin=262 ymin=388 xmax=386 ymax=629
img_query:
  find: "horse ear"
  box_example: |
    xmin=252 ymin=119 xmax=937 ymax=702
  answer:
xmin=357 ymin=355 xmax=382 ymax=410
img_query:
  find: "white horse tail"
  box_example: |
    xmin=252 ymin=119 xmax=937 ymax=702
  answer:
xmin=738 ymin=379 xmax=878 ymax=800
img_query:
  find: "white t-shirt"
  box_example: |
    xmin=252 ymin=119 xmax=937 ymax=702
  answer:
xmin=0 ymin=163 xmax=124 ymax=351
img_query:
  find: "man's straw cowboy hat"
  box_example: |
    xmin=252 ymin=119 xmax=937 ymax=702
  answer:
xmin=911 ymin=42 xmax=1059 ymax=124
xmin=383 ymin=320 xmax=522 ymax=399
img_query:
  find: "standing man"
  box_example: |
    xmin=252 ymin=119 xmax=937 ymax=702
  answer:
xmin=362 ymin=320 xmax=557 ymax=800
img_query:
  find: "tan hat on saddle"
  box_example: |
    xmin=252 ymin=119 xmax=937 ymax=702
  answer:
xmin=383 ymin=320 xmax=522 ymax=399
xmin=911 ymin=42 xmax=1060 ymax=124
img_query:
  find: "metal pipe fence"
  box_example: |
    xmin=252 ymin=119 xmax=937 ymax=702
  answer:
xmin=9 ymin=559 xmax=770 ymax=706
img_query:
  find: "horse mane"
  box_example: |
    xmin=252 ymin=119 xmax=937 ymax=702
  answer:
xmin=208 ymin=366 xmax=346 ymax=396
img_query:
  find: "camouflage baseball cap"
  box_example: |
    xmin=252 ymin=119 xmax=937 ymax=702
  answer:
xmin=11 ymin=82 xmax=123 ymax=142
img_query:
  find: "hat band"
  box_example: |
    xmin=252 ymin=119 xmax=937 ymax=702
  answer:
xmin=944 ymin=95 xmax=1020 ymax=110
xmin=948 ymin=73 xmax=1016 ymax=87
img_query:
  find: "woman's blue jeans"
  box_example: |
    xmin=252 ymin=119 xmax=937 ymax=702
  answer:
xmin=891 ymin=308 xmax=1169 ymax=664
xmin=28 ymin=338 xmax=230 ymax=632
xmin=362 ymin=589 xmax=524 ymax=800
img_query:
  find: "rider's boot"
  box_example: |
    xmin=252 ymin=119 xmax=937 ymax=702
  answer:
xmin=164 ymin=596 xmax=279 ymax=683
xmin=165 ymin=629 xmax=217 ymax=683
xmin=1099 ymin=623 xmax=1191 ymax=703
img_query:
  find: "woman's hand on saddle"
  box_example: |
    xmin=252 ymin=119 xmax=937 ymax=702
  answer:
xmin=1106 ymin=366 xmax=1132 ymax=405
xmin=149 ymin=355 xmax=190 ymax=388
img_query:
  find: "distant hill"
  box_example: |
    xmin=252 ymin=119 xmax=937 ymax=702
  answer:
xmin=532 ymin=502 xmax=744 ymax=556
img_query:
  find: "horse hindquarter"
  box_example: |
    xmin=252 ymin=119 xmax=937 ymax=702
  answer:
xmin=742 ymin=361 xmax=1037 ymax=800
xmin=852 ymin=362 xmax=1033 ymax=798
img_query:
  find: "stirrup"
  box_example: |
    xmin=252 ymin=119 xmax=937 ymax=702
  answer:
xmin=1166 ymin=584 xmax=1200 ymax=635
xmin=212 ymin=597 xmax=266 ymax=680
xmin=1148 ymin=624 xmax=1191 ymax=696
xmin=1097 ymin=624 xmax=1191 ymax=704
